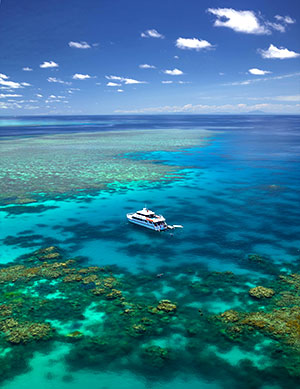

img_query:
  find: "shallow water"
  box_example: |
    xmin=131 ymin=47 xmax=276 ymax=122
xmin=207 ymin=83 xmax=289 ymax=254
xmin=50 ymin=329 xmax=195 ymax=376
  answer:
xmin=0 ymin=115 xmax=300 ymax=388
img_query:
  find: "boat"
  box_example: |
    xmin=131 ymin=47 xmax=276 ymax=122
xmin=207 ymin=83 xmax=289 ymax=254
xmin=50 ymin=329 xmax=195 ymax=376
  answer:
xmin=127 ymin=207 xmax=168 ymax=231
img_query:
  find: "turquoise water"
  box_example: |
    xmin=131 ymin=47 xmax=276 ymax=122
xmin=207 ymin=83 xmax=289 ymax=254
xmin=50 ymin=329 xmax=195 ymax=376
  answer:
xmin=1 ymin=115 xmax=300 ymax=388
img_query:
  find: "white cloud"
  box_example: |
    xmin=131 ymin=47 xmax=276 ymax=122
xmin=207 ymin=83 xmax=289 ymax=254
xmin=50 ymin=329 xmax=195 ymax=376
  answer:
xmin=176 ymin=37 xmax=213 ymax=51
xmin=0 ymin=74 xmax=22 ymax=89
xmin=107 ymin=82 xmax=121 ymax=86
xmin=141 ymin=29 xmax=164 ymax=39
xmin=106 ymin=76 xmax=122 ymax=81
xmin=22 ymin=67 xmax=33 ymax=71
xmin=36 ymin=94 xmax=43 ymax=98
xmin=47 ymin=77 xmax=71 ymax=85
xmin=223 ymin=72 xmax=300 ymax=86
xmin=207 ymin=8 xmax=269 ymax=34
xmin=68 ymin=41 xmax=91 ymax=49
xmin=259 ymin=44 xmax=300 ymax=59
xmin=163 ymin=68 xmax=183 ymax=76
xmin=124 ymin=78 xmax=145 ymax=84
xmin=40 ymin=61 xmax=59 ymax=68
xmin=162 ymin=81 xmax=173 ymax=84
xmin=248 ymin=68 xmax=271 ymax=75
xmin=117 ymin=89 xmax=124 ymax=93
xmin=72 ymin=73 xmax=91 ymax=80
xmin=266 ymin=22 xmax=285 ymax=33
xmin=115 ymin=102 xmax=300 ymax=114
xmin=21 ymin=82 xmax=31 ymax=86
xmin=174 ymin=55 xmax=179 ymax=59
xmin=275 ymin=15 xmax=295 ymax=24
xmin=0 ymin=94 xmax=22 ymax=98
xmin=106 ymin=75 xmax=146 ymax=84
xmin=139 ymin=64 xmax=156 ymax=69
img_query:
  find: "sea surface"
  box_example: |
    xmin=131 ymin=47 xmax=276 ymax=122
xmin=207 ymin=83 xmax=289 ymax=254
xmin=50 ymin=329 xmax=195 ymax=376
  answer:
xmin=0 ymin=115 xmax=300 ymax=389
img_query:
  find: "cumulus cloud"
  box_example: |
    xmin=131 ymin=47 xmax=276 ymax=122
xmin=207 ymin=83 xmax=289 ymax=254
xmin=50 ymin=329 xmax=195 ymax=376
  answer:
xmin=40 ymin=61 xmax=59 ymax=68
xmin=106 ymin=75 xmax=146 ymax=84
xmin=36 ymin=94 xmax=43 ymax=98
xmin=163 ymin=68 xmax=183 ymax=76
xmin=72 ymin=73 xmax=91 ymax=80
xmin=21 ymin=82 xmax=31 ymax=86
xmin=0 ymin=74 xmax=22 ymax=89
xmin=68 ymin=41 xmax=91 ymax=49
xmin=141 ymin=29 xmax=164 ymax=38
xmin=107 ymin=82 xmax=121 ymax=86
xmin=48 ymin=77 xmax=71 ymax=85
xmin=249 ymin=68 xmax=271 ymax=75
xmin=117 ymin=89 xmax=124 ymax=93
xmin=176 ymin=37 xmax=213 ymax=50
xmin=207 ymin=8 xmax=269 ymax=34
xmin=22 ymin=67 xmax=33 ymax=71
xmin=139 ymin=64 xmax=156 ymax=69
xmin=259 ymin=44 xmax=300 ymax=59
xmin=208 ymin=8 xmax=292 ymax=34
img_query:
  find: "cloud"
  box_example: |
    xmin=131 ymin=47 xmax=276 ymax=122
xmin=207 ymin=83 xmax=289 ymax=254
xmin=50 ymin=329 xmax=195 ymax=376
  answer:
xmin=48 ymin=77 xmax=71 ymax=85
xmin=117 ymin=89 xmax=124 ymax=93
xmin=72 ymin=73 xmax=91 ymax=80
xmin=272 ymin=95 xmax=300 ymax=102
xmin=275 ymin=15 xmax=295 ymax=24
xmin=0 ymin=94 xmax=22 ymax=98
xmin=21 ymin=82 xmax=31 ymax=86
xmin=0 ymin=74 xmax=22 ymax=89
xmin=139 ymin=64 xmax=156 ymax=69
xmin=266 ymin=22 xmax=286 ymax=33
xmin=115 ymin=102 xmax=300 ymax=114
xmin=36 ymin=94 xmax=43 ymax=98
xmin=223 ymin=72 xmax=300 ymax=86
xmin=176 ymin=37 xmax=213 ymax=50
xmin=22 ymin=67 xmax=33 ymax=71
xmin=248 ymin=68 xmax=271 ymax=75
xmin=141 ymin=29 xmax=164 ymax=39
xmin=259 ymin=44 xmax=300 ymax=59
xmin=40 ymin=61 xmax=59 ymax=68
xmin=207 ymin=8 xmax=269 ymax=34
xmin=106 ymin=75 xmax=146 ymax=84
xmin=163 ymin=68 xmax=183 ymax=76
xmin=68 ymin=41 xmax=91 ymax=49
xmin=162 ymin=81 xmax=173 ymax=84
xmin=107 ymin=82 xmax=121 ymax=86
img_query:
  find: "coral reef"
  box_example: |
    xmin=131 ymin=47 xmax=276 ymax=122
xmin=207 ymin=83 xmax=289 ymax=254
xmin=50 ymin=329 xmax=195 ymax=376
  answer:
xmin=0 ymin=247 xmax=300 ymax=387
xmin=249 ymin=286 xmax=275 ymax=299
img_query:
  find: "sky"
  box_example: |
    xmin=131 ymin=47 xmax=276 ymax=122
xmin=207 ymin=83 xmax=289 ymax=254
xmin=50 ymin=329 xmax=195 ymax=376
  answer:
xmin=0 ymin=0 xmax=299 ymax=115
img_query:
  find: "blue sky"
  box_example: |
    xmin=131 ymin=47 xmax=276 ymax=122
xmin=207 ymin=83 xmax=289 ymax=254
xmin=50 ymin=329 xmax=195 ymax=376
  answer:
xmin=0 ymin=0 xmax=299 ymax=114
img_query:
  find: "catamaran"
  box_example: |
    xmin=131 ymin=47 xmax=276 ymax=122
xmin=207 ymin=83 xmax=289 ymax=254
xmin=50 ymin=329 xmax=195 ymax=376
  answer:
xmin=127 ymin=207 xmax=168 ymax=231
xmin=127 ymin=207 xmax=183 ymax=231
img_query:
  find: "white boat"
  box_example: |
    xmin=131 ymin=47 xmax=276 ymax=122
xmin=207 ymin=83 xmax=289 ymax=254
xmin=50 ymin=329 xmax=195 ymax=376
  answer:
xmin=127 ymin=208 xmax=168 ymax=231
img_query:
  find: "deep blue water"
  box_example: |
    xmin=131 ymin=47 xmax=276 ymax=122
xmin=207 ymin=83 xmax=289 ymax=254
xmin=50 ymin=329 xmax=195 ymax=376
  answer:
xmin=0 ymin=115 xmax=300 ymax=389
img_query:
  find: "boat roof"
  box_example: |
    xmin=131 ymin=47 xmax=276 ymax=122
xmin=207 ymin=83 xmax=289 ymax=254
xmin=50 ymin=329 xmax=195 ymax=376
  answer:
xmin=136 ymin=208 xmax=155 ymax=216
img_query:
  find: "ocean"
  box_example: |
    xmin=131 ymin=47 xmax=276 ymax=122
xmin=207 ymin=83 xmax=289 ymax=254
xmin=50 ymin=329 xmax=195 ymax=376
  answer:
xmin=0 ymin=115 xmax=300 ymax=388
